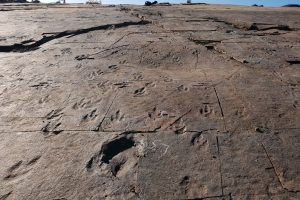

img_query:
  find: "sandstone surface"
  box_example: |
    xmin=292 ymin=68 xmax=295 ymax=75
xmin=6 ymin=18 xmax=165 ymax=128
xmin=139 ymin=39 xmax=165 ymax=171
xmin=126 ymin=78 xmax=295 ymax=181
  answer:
xmin=0 ymin=3 xmax=299 ymax=200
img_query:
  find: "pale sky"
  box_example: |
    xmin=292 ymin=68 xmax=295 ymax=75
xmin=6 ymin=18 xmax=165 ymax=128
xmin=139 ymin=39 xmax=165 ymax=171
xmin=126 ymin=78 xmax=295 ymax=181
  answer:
xmin=42 ymin=0 xmax=299 ymax=7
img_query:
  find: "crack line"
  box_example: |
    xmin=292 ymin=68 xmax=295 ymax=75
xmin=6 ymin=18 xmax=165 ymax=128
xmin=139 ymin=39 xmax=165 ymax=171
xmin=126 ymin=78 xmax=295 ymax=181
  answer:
xmin=163 ymin=108 xmax=193 ymax=131
xmin=108 ymin=33 xmax=132 ymax=48
xmin=216 ymin=136 xmax=224 ymax=196
xmin=0 ymin=21 xmax=150 ymax=53
xmin=214 ymin=87 xmax=227 ymax=131
xmin=91 ymin=44 xmax=130 ymax=56
xmin=197 ymin=193 xmax=232 ymax=200
xmin=261 ymin=142 xmax=286 ymax=192
xmin=98 ymin=91 xmax=119 ymax=131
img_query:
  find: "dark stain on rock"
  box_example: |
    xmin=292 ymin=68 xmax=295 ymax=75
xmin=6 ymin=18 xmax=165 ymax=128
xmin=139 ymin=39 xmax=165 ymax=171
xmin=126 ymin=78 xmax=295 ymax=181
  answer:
xmin=101 ymin=137 xmax=135 ymax=164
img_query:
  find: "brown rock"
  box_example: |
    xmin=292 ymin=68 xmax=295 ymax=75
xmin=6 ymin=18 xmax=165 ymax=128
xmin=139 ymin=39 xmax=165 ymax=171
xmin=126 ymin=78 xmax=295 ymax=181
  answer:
xmin=0 ymin=3 xmax=299 ymax=200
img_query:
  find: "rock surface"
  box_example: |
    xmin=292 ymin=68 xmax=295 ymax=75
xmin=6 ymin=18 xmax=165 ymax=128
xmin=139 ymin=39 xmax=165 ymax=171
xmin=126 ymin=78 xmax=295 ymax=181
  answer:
xmin=0 ymin=3 xmax=299 ymax=200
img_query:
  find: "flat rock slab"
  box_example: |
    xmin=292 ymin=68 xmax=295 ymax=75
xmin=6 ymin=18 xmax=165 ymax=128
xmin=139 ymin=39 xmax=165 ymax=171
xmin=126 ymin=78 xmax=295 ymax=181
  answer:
xmin=0 ymin=3 xmax=299 ymax=200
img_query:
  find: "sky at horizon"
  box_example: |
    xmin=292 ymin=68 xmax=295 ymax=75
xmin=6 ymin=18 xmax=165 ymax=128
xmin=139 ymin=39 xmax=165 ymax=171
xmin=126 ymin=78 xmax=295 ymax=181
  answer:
xmin=42 ymin=0 xmax=300 ymax=7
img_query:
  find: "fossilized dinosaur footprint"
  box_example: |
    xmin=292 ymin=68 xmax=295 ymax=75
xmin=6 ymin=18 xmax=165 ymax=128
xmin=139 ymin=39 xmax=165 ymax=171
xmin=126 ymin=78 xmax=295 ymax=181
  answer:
xmin=134 ymin=87 xmax=146 ymax=96
xmin=81 ymin=108 xmax=98 ymax=123
xmin=134 ymin=82 xmax=156 ymax=97
xmin=4 ymin=156 xmax=41 ymax=181
xmin=199 ymin=104 xmax=214 ymax=117
xmin=41 ymin=109 xmax=64 ymax=134
xmin=110 ymin=110 xmax=124 ymax=122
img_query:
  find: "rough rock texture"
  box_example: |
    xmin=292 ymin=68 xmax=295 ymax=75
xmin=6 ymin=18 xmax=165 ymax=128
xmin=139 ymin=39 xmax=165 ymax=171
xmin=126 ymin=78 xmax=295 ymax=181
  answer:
xmin=0 ymin=3 xmax=300 ymax=200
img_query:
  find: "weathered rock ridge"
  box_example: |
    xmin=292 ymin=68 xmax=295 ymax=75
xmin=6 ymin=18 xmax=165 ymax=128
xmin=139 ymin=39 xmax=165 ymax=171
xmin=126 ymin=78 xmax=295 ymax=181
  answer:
xmin=0 ymin=3 xmax=299 ymax=200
